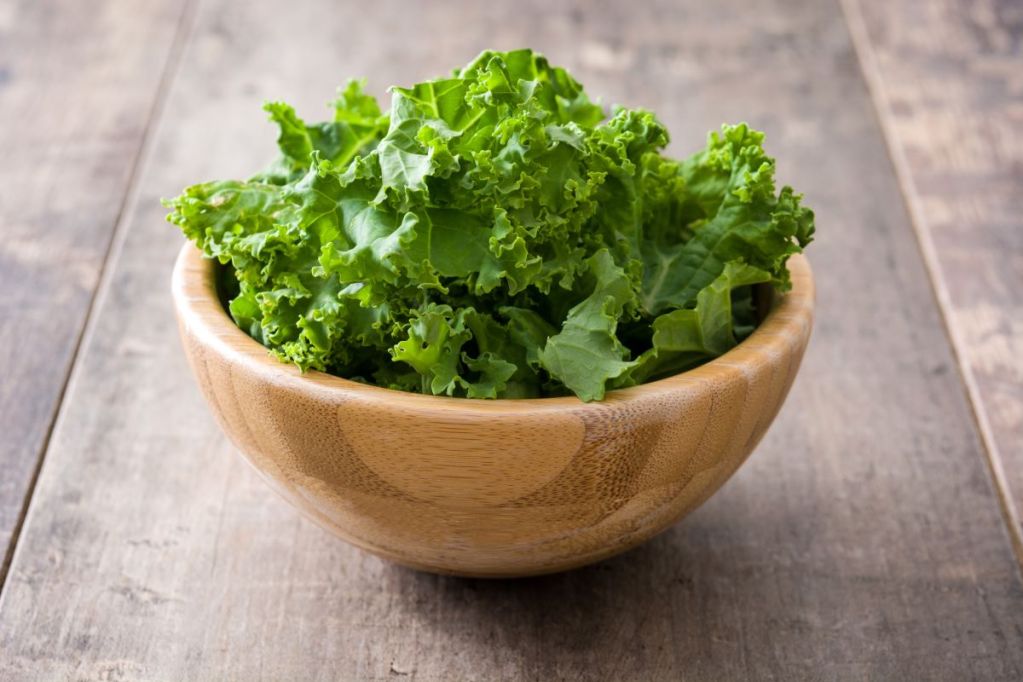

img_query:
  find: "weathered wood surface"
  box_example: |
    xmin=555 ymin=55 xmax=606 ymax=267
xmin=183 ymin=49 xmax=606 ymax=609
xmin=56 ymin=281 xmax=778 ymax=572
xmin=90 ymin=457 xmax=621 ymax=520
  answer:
xmin=1 ymin=0 xmax=1021 ymax=679
xmin=0 ymin=0 xmax=190 ymax=573
xmin=845 ymin=0 xmax=1023 ymax=560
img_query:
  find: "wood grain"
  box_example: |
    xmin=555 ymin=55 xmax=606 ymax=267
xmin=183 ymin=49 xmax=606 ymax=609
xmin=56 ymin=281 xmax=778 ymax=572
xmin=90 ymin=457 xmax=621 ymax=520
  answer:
xmin=1 ymin=0 xmax=1022 ymax=679
xmin=0 ymin=0 xmax=190 ymax=574
xmin=844 ymin=0 xmax=1023 ymax=562
xmin=173 ymin=246 xmax=813 ymax=577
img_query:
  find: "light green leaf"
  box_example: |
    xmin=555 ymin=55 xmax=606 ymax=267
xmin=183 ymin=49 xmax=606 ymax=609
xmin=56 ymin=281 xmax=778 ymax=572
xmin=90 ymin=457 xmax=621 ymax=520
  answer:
xmin=538 ymin=250 xmax=637 ymax=401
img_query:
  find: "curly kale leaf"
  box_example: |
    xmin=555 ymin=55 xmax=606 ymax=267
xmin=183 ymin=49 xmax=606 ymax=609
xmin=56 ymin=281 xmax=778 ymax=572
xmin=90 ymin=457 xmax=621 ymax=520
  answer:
xmin=165 ymin=50 xmax=814 ymax=401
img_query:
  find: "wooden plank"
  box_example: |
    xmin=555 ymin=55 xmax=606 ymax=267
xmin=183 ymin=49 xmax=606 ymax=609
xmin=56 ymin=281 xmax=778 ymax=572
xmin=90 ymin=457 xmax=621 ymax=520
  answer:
xmin=0 ymin=0 xmax=191 ymax=573
xmin=2 ymin=0 xmax=1022 ymax=679
xmin=843 ymin=0 xmax=1023 ymax=563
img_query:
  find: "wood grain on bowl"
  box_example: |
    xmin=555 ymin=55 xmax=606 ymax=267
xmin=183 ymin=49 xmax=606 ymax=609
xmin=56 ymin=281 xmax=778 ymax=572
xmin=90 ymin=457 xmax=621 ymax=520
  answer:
xmin=172 ymin=245 xmax=814 ymax=577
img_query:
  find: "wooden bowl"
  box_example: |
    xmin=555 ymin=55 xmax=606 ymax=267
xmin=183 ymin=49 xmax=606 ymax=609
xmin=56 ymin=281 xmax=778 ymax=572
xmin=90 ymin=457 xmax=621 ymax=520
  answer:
xmin=172 ymin=245 xmax=814 ymax=577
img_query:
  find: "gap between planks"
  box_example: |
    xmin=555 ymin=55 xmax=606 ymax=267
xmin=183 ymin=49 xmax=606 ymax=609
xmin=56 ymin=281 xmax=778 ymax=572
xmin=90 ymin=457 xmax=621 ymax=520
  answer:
xmin=840 ymin=0 xmax=1023 ymax=572
xmin=0 ymin=0 xmax=203 ymax=596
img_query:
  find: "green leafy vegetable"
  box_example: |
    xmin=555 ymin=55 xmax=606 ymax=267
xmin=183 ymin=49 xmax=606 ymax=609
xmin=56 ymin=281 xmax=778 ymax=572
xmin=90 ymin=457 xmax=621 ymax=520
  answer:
xmin=165 ymin=49 xmax=814 ymax=401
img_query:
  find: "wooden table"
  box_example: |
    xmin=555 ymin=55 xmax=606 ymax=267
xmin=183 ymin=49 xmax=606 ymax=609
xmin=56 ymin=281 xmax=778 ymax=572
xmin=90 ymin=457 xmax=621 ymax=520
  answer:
xmin=1 ymin=0 xmax=1021 ymax=678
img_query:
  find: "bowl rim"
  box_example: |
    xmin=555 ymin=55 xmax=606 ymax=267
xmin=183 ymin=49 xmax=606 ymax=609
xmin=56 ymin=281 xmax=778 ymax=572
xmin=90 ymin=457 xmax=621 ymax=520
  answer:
xmin=172 ymin=243 xmax=814 ymax=413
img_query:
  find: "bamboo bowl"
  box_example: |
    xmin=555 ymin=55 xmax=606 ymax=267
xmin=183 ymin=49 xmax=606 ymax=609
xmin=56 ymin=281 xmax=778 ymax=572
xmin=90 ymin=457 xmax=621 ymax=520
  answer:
xmin=172 ymin=245 xmax=814 ymax=577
